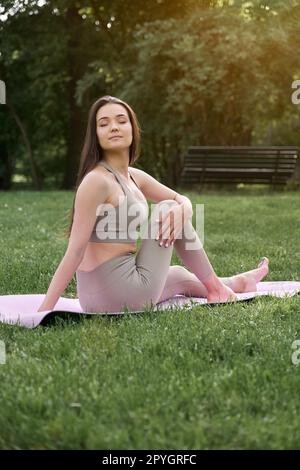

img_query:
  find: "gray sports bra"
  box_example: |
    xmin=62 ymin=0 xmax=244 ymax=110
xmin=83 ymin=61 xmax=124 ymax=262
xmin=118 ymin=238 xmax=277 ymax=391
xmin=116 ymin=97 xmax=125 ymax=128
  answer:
xmin=89 ymin=160 xmax=149 ymax=243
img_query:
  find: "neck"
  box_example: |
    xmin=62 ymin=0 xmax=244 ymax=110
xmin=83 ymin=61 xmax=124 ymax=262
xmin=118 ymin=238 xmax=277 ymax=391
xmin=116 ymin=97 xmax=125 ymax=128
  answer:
xmin=101 ymin=153 xmax=130 ymax=180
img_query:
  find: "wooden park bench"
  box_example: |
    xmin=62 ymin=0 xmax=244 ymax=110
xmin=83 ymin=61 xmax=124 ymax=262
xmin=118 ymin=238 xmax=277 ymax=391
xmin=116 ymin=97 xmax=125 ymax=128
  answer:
xmin=179 ymin=146 xmax=298 ymax=190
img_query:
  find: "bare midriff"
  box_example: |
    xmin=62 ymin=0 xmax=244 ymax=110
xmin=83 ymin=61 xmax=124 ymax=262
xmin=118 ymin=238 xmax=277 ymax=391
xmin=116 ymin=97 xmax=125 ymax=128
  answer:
xmin=77 ymin=241 xmax=137 ymax=273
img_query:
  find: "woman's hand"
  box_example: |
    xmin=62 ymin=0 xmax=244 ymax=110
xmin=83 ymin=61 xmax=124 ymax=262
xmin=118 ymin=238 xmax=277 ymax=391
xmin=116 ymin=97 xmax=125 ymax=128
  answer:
xmin=155 ymin=203 xmax=191 ymax=247
xmin=37 ymin=294 xmax=59 ymax=312
xmin=37 ymin=300 xmax=54 ymax=313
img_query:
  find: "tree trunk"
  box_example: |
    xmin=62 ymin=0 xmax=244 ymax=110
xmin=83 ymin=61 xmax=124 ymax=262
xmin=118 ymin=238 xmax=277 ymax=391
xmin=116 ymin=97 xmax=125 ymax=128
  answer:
xmin=61 ymin=6 xmax=85 ymax=189
xmin=6 ymin=98 xmax=42 ymax=190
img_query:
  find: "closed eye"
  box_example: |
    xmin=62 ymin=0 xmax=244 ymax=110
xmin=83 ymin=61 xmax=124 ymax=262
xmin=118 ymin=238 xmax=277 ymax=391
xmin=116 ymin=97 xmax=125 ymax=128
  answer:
xmin=100 ymin=120 xmax=127 ymax=127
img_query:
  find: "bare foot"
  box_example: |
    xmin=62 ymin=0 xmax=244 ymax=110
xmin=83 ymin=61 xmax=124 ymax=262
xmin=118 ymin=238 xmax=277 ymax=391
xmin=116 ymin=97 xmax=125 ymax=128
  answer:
xmin=253 ymin=257 xmax=269 ymax=282
xmin=229 ymin=257 xmax=269 ymax=293
xmin=207 ymin=284 xmax=238 ymax=304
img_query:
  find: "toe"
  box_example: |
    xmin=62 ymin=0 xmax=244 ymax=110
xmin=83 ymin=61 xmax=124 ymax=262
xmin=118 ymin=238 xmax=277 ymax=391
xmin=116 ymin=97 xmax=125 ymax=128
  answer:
xmin=258 ymin=256 xmax=269 ymax=268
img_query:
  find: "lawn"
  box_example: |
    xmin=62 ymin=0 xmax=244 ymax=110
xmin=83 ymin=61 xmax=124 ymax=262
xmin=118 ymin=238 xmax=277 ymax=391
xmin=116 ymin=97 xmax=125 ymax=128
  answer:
xmin=0 ymin=188 xmax=299 ymax=449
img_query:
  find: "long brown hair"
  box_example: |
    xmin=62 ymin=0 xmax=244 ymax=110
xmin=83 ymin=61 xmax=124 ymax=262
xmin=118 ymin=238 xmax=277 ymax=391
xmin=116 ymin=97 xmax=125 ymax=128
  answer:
xmin=63 ymin=95 xmax=142 ymax=239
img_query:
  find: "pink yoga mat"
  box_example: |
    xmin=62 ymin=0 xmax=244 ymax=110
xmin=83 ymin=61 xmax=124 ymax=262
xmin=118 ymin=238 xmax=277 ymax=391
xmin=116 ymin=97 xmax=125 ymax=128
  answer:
xmin=0 ymin=281 xmax=299 ymax=329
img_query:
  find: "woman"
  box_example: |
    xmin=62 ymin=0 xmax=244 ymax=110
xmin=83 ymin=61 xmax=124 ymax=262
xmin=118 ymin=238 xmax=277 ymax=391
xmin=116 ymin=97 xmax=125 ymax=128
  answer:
xmin=37 ymin=96 xmax=269 ymax=313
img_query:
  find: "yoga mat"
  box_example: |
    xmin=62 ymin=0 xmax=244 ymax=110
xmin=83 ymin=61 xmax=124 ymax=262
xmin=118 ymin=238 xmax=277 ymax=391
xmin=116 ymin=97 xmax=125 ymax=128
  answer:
xmin=0 ymin=281 xmax=299 ymax=329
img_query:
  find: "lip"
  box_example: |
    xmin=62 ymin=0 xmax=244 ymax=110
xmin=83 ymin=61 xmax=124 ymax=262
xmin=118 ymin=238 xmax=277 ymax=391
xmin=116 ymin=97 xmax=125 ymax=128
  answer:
xmin=109 ymin=136 xmax=122 ymax=140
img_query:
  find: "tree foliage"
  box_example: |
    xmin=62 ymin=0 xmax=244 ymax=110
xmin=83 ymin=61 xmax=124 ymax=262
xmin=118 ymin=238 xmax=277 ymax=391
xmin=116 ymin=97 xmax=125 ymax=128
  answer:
xmin=0 ymin=0 xmax=299 ymax=188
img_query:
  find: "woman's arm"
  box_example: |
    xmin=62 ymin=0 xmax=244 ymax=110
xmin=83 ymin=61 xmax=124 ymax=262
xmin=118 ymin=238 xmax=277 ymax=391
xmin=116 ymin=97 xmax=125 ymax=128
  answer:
xmin=37 ymin=173 xmax=110 ymax=312
xmin=130 ymin=167 xmax=193 ymax=218
xmin=173 ymin=193 xmax=193 ymax=219
xmin=37 ymin=248 xmax=84 ymax=312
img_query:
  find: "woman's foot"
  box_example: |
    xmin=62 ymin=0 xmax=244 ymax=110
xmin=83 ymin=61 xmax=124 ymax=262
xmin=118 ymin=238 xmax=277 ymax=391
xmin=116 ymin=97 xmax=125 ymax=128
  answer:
xmin=229 ymin=257 xmax=269 ymax=293
xmin=202 ymin=272 xmax=238 ymax=303
xmin=206 ymin=283 xmax=238 ymax=304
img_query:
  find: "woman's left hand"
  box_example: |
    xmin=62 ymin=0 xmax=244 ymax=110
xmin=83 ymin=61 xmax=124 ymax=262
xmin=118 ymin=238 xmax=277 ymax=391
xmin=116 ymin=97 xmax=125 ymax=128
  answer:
xmin=155 ymin=204 xmax=190 ymax=247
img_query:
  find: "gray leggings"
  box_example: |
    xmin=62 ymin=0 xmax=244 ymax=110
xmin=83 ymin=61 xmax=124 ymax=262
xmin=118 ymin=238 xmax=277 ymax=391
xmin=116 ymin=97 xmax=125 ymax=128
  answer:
xmin=76 ymin=199 xmax=227 ymax=313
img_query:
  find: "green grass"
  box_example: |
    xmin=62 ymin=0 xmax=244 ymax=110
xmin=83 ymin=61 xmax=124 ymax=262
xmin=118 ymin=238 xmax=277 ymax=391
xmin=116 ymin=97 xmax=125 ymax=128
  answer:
xmin=0 ymin=189 xmax=299 ymax=449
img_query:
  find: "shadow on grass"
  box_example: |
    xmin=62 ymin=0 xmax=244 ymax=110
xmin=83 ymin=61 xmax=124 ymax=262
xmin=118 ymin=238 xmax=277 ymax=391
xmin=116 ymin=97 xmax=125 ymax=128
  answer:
xmin=40 ymin=308 xmax=154 ymax=328
xmin=39 ymin=295 xmax=258 ymax=328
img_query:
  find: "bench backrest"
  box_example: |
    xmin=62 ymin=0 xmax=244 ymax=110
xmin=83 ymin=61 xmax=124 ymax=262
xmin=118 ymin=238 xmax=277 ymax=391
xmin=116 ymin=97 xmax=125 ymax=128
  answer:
xmin=180 ymin=146 xmax=298 ymax=185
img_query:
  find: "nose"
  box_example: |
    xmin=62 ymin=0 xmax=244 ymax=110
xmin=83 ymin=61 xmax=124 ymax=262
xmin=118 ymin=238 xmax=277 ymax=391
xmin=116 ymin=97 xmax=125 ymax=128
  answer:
xmin=111 ymin=121 xmax=120 ymax=131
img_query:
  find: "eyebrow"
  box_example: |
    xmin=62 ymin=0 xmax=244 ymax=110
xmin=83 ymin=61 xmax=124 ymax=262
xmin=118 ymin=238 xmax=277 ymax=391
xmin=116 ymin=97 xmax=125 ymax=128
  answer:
xmin=97 ymin=113 xmax=128 ymax=122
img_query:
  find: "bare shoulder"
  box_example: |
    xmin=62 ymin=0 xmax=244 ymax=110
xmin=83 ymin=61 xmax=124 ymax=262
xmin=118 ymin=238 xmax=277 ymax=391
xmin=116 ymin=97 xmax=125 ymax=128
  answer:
xmin=129 ymin=166 xmax=149 ymax=189
xmin=77 ymin=167 xmax=110 ymax=201
xmin=79 ymin=167 xmax=108 ymax=187
xmin=129 ymin=166 xmax=177 ymax=202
